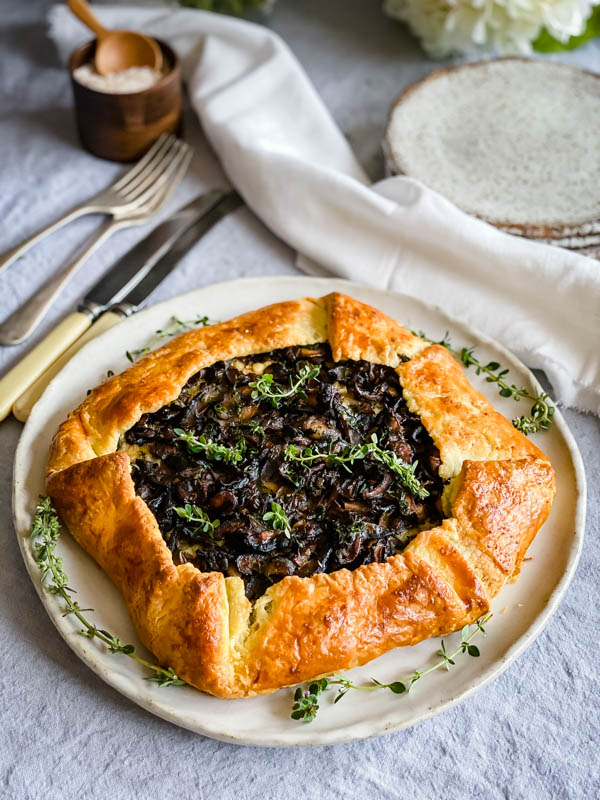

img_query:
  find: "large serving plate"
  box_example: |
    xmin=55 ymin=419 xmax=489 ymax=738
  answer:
xmin=13 ymin=276 xmax=586 ymax=746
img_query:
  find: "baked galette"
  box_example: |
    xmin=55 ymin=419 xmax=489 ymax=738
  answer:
xmin=46 ymin=293 xmax=555 ymax=698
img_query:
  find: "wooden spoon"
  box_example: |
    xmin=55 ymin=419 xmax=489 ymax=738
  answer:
xmin=68 ymin=0 xmax=162 ymax=76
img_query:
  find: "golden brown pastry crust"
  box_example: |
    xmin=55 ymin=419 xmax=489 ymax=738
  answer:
xmin=46 ymin=293 xmax=555 ymax=698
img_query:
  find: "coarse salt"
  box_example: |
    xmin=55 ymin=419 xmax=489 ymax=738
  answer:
xmin=73 ymin=63 xmax=163 ymax=94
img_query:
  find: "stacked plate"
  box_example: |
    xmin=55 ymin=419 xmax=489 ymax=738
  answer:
xmin=384 ymin=58 xmax=600 ymax=258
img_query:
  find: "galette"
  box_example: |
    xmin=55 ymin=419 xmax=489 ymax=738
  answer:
xmin=46 ymin=293 xmax=555 ymax=697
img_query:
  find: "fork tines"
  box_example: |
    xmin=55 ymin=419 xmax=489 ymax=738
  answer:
xmin=111 ymin=136 xmax=192 ymax=216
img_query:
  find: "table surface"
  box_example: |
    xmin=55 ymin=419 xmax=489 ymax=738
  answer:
xmin=1 ymin=2 xmax=599 ymax=798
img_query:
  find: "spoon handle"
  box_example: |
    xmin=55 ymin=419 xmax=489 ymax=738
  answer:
xmin=68 ymin=0 xmax=108 ymax=39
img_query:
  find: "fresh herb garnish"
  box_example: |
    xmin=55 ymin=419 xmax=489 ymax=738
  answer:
xmin=284 ymin=441 xmax=366 ymax=472
xmin=174 ymin=428 xmax=246 ymax=465
xmin=244 ymin=420 xmax=266 ymax=440
xmin=262 ymin=501 xmax=292 ymax=538
xmin=511 ymin=393 xmax=555 ymax=434
xmin=126 ymin=348 xmax=149 ymax=363
xmin=126 ymin=314 xmax=214 ymax=362
xmin=367 ymin=433 xmax=428 ymax=497
xmin=172 ymin=503 xmax=220 ymax=537
xmin=337 ymin=402 xmax=362 ymax=430
xmin=250 ymin=364 xmax=321 ymax=408
xmin=414 ymin=331 xmax=555 ymax=435
xmin=458 ymin=347 xmax=555 ymax=432
xmin=31 ymin=497 xmax=185 ymax=687
xmin=285 ymin=433 xmax=429 ymax=498
xmin=156 ymin=315 xmax=211 ymax=338
xmin=336 ymin=520 xmax=363 ymax=545
xmin=291 ymin=612 xmax=491 ymax=722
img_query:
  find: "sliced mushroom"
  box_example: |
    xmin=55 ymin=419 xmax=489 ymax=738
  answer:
xmin=236 ymin=554 xmax=295 ymax=577
xmin=302 ymin=415 xmax=341 ymax=441
xmin=209 ymin=490 xmax=238 ymax=514
xmin=125 ymin=341 xmax=444 ymax=599
xmin=362 ymin=472 xmax=393 ymax=499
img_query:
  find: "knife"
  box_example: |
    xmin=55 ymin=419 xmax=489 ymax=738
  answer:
xmin=2 ymin=190 xmax=242 ymax=422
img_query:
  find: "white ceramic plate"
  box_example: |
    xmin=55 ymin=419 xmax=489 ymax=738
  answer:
xmin=13 ymin=277 xmax=586 ymax=746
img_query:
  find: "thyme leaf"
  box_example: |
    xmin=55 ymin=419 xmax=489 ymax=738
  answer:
xmin=174 ymin=428 xmax=246 ymax=465
xmin=243 ymin=420 xmax=266 ymax=440
xmin=171 ymin=503 xmax=220 ymax=537
xmin=414 ymin=331 xmax=555 ymax=435
xmin=126 ymin=348 xmax=150 ymax=363
xmin=284 ymin=441 xmax=366 ymax=473
xmin=512 ymin=393 xmax=555 ymax=434
xmin=126 ymin=314 xmax=215 ymax=363
xmin=291 ymin=678 xmax=329 ymax=722
xmin=284 ymin=433 xmax=429 ymax=499
xmin=262 ymin=501 xmax=292 ymax=538
xmin=337 ymin=402 xmax=362 ymax=430
xmin=291 ymin=612 xmax=491 ymax=722
xmin=250 ymin=364 xmax=321 ymax=408
xmin=336 ymin=520 xmax=363 ymax=546
xmin=367 ymin=433 xmax=428 ymax=498
xmin=156 ymin=315 xmax=211 ymax=338
xmin=31 ymin=497 xmax=185 ymax=688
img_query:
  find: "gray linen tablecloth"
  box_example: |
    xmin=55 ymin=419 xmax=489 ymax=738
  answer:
xmin=1 ymin=1 xmax=599 ymax=798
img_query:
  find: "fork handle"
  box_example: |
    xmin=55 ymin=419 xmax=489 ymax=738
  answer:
xmin=0 ymin=219 xmax=117 ymax=345
xmin=0 ymin=205 xmax=98 ymax=277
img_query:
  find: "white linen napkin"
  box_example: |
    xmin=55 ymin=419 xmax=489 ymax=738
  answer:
xmin=49 ymin=4 xmax=600 ymax=414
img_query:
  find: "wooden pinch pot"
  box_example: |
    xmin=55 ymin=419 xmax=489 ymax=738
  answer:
xmin=69 ymin=39 xmax=182 ymax=162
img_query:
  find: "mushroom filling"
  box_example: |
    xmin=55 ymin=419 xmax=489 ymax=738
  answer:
xmin=122 ymin=343 xmax=444 ymax=600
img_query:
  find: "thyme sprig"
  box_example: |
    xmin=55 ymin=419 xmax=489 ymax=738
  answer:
xmin=31 ymin=497 xmax=185 ymax=687
xmin=262 ymin=501 xmax=292 ymax=538
xmin=414 ymin=331 xmax=555 ymax=436
xmin=458 ymin=347 xmax=555 ymax=433
xmin=285 ymin=433 xmax=429 ymax=499
xmin=367 ymin=434 xmax=428 ymax=497
xmin=126 ymin=314 xmax=213 ymax=362
xmin=291 ymin=612 xmax=492 ymax=722
xmin=336 ymin=520 xmax=363 ymax=546
xmin=250 ymin=364 xmax=321 ymax=408
xmin=243 ymin=420 xmax=266 ymax=440
xmin=285 ymin=441 xmax=366 ymax=472
xmin=156 ymin=315 xmax=211 ymax=338
xmin=174 ymin=428 xmax=246 ymax=465
xmin=172 ymin=503 xmax=220 ymax=537
xmin=511 ymin=393 xmax=555 ymax=434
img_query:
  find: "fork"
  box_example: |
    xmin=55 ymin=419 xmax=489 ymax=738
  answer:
xmin=0 ymin=140 xmax=192 ymax=345
xmin=0 ymin=134 xmax=182 ymax=277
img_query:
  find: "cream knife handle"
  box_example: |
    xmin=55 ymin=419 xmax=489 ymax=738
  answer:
xmin=0 ymin=312 xmax=92 ymax=422
xmin=12 ymin=311 xmax=124 ymax=422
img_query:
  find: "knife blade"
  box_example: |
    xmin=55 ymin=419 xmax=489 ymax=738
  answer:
xmin=79 ymin=189 xmax=229 ymax=317
xmin=7 ymin=190 xmax=243 ymax=422
xmin=114 ymin=191 xmax=243 ymax=313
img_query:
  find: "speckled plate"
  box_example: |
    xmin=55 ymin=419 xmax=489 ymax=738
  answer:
xmin=385 ymin=58 xmax=600 ymax=238
xmin=13 ymin=277 xmax=586 ymax=746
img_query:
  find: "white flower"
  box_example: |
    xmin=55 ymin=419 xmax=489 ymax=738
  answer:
xmin=383 ymin=0 xmax=596 ymax=57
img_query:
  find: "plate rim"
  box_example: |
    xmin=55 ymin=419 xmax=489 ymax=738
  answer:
xmin=12 ymin=275 xmax=587 ymax=746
